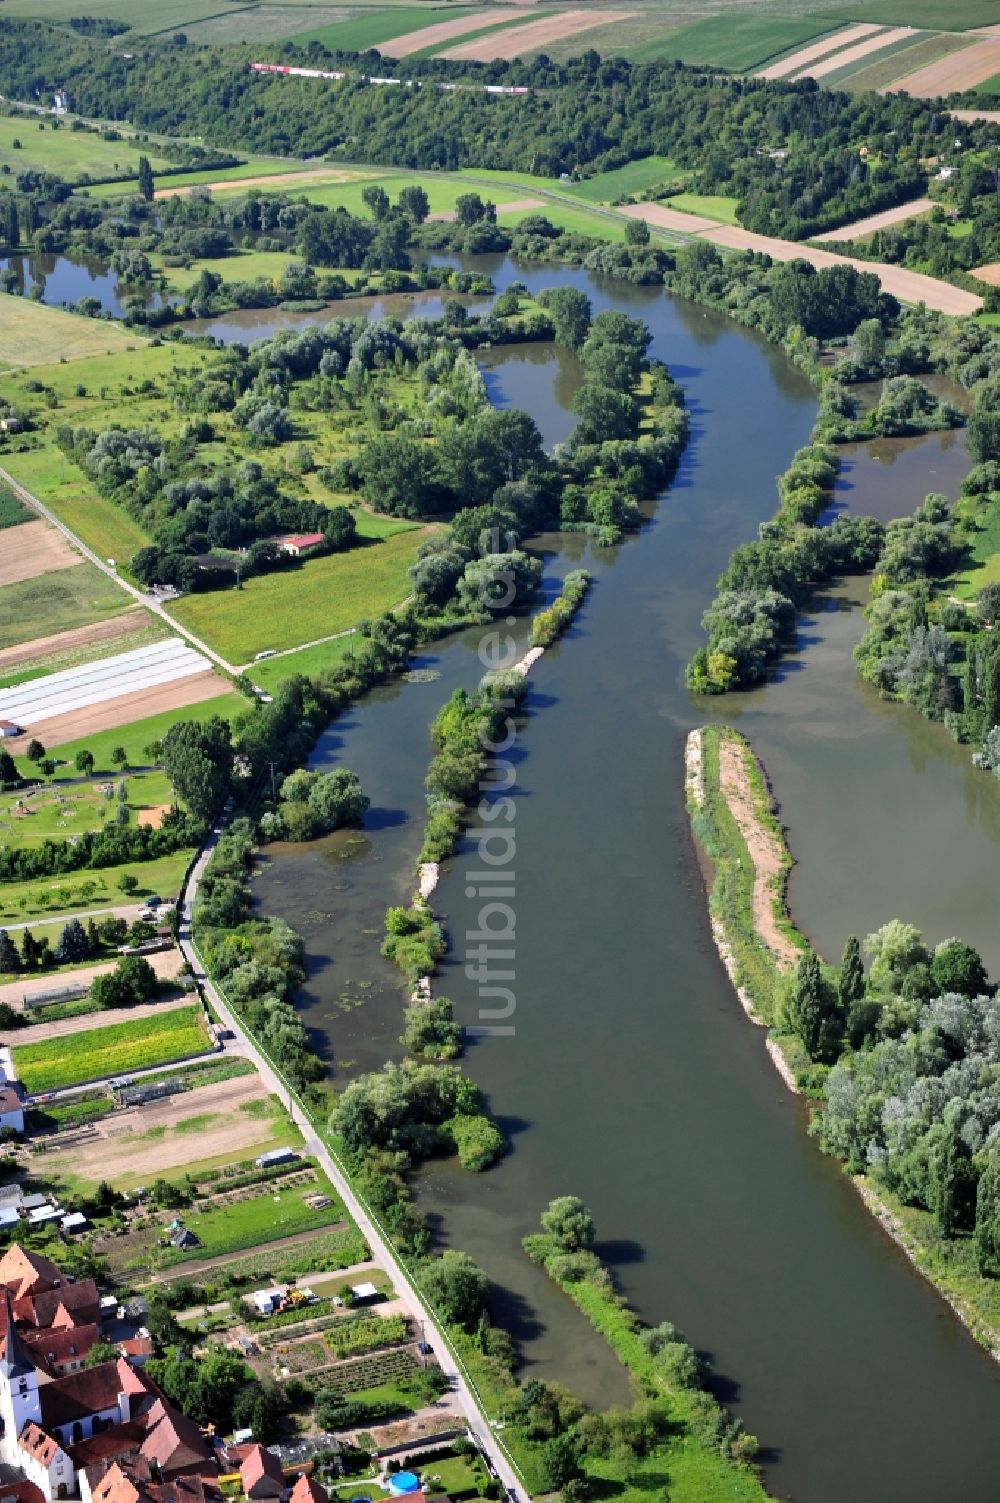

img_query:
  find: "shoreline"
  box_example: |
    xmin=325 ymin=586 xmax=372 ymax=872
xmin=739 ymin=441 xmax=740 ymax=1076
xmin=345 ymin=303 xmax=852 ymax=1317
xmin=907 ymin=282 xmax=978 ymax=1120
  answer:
xmin=686 ymin=722 xmax=1000 ymax=1370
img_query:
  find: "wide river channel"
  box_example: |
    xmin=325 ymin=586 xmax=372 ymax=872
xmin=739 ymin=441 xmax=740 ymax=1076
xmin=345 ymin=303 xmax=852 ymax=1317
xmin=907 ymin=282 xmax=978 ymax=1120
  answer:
xmin=251 ymin=256 xmax=1000 ymax=1503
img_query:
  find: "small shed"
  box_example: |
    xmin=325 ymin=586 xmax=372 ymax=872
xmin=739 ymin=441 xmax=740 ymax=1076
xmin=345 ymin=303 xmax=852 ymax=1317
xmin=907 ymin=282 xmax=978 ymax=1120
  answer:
xmin=349 ymin=1282 xmax=379 ymax=1303
xmin=170 ymin=1227 xmax=200 ymax=1250
xmin=278 ymin=533 xmax=325 ymax=558
xmin=61 ymin=1212 xmax=88 ymax=1234
xmin=28 ymin=1205 xmax=62 ymax=1224
xmin=0 ymin=720 xmax=21 ymax=738
xmin=255 ymin=1148 xmax=298 ymax=1170
xmin=0 ymin=1207 xmax=20 ymax=1229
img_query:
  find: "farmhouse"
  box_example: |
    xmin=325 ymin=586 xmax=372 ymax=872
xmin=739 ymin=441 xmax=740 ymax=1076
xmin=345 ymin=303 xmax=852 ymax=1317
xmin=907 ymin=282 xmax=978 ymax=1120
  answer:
xmin=239 ymin=1446 xmax=284 ymax=1501
xmin=277 ymin=534 xmax=324 ymax=558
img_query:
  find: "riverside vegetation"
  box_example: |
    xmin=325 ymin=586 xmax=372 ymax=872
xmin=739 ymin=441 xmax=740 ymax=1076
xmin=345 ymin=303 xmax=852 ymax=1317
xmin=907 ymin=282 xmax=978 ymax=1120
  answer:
xmin=689 ymin=724 xmax=1000 ymax=1357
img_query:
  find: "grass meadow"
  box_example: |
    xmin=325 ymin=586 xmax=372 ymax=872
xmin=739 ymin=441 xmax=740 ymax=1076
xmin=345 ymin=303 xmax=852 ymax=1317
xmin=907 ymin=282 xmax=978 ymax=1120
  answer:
xmin=0 ymin=847 xmax=195 ymax=924
xmin=0 ymin=565 xmax=129 ymax=649
xmin=290 ymin=6 xmax=474 ymax=51
xmin=40 ymin=691 xmax=247 ymax=772
xmin=0 ymin=297 xmax=145 ymax=369
xmin=0 ymin=116 xmax=173 ymax=182
xmin=166 ymin=526 xmax=427 ymax=661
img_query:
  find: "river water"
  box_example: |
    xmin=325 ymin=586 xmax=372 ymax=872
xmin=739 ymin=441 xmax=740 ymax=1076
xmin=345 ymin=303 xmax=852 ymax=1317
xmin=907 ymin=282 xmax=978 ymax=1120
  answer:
xmin=253 ymin=258 xmax=1000 ymax=1502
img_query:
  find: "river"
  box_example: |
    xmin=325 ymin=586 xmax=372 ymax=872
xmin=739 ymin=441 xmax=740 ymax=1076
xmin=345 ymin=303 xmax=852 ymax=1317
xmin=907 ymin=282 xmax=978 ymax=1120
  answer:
xmin=253 ymin=257 xmax=1000 ymax=1503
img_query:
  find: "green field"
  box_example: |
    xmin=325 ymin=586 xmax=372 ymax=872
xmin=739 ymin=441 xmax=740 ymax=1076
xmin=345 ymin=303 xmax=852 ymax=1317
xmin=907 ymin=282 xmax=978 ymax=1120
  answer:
xmin=622 ymin=14 xmax=840 ymax=69
xmin=0 ymin=848 xmax=194 ymax=924
xmin=0 ymin=565 xmax=128 ymax=650
xmin=2 ymin=450 xmax=153 ymax=563
xmin=166 ymin=528 xmax=426 ymax=661
xmin=0 ymin=770 xmax=173 ymax=852
xmin=564 ymin=156 xmax=685 ymax=203
xmin=0 ymin=0 xmax=260 ymax=33
xmin=290 ymin=6 xmax=473 ymax=50
xmin=0 ymin=115 xmax=172 ymax=183
xmin=84 ymin=159 xmax=362 ymax=200
xmin=975 ymin=74 xmax=1000 ymax=96
xmin=664 ymin=192 xmax=740 ymax=224
xmin=162 ymin=4 xmax=370 ymax=45
xmin=819 ymin=0 xmax=999 ymax=29
xmin=951 ymin=494 xmax=1000 ymax=598
xmin=14 ymin=1003 xmax=210 ymax=1093
xmin=0 ymin=488 xmax=32 ymax=531
xmin=42 ymin=691 xmax=246 ymax=774
xmin=159 ymin=248 xmax=301 ymax=293
xmin=249 ymin=634 xmax=356 ymax=691
xmin=0 ymin=297 xmax=146 ymax=370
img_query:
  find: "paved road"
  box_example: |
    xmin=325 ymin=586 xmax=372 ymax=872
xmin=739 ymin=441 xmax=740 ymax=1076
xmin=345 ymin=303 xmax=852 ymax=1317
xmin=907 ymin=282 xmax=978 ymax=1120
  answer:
xmin=0 ymin=462 xmax=239 ymax=676
xmin=177 ymin=820 xmax=523 ymax=1494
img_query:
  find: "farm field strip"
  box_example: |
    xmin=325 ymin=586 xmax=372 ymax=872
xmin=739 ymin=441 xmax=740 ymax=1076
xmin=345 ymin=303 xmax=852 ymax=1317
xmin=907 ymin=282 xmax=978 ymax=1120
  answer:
xmin=881 ymin=34 xmax=1000 ymax=94
xmin=0 ymin=611 xmax=153 ymax=674
xmin=7 ymin=669 xmax=230 ymax=752
xmin=629 ymin=14 xmax=844 ymax=71
xmin=840 ymin=32 xmax=976 ymax=93
xmin=378 ymin=8 xmax=520 ymax=55
xmin=0 ymin=519 xmax=83 ymax=587
xmin=757 ymin=22 xmax=881 ymax=79
xmin=13 ymin=1002 xmax=211 ymax=1093
xmin=0 ymin=638 xmax=210 ymax=726
xmin=440 ymin=8 xmax=635 ymax=60
xmin=791 ymin=26 xmax=919 ymax=80
xmin=816 ymin=197 xmax=935 ymax=242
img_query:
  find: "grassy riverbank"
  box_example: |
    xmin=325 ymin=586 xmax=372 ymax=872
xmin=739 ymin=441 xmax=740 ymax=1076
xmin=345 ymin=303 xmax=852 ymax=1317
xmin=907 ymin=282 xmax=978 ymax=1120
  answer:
xmin=688 ymin=722 xmax=1000 ymax=1367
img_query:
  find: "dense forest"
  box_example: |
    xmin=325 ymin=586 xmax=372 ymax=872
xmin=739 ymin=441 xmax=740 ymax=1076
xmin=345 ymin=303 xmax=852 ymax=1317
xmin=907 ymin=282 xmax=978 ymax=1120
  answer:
xmin=0 ymin=20 xmax=995 ymax=239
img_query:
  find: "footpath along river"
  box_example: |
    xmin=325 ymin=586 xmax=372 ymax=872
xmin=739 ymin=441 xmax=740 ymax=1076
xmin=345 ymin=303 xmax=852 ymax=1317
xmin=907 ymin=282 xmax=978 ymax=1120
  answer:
xmin=253 ymin=257 xmax=1000 ymax=1503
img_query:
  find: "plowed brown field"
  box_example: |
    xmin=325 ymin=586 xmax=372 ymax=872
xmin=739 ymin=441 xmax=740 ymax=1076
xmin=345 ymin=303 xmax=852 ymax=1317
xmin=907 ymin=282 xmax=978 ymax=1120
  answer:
xmin=0 ymin=610 xmax=151 ymax=673
xmin=442 ymin=8 xmax=635 ymax=60
xmin=0 ymin=520 xmax=82 ymax=587
xmin=888 ymin=37 xmax=1000 ymax=96
xmin=817 ymin=198 xmax=934 ymax=243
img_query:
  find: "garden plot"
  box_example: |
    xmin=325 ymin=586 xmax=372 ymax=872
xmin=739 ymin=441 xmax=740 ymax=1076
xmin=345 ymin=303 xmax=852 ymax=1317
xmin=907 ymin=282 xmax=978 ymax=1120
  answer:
xmin=0 ymin=638 xmax=209 ymax=728
xmin=0 ymin=519 xmax=82 ymax=588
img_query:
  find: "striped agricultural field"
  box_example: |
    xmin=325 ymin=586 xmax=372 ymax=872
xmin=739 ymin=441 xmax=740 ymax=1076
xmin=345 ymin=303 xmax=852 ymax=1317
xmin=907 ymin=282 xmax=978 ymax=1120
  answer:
xmin=884 ymin=36 xmax=1000 ymax=96
xmin=757 ymin=23 xmax=883 ymax=80
xmin=0 ymin=638 xmax=210 ymax=727
xmin=791 ymin=26 xmax=919 ymax=81
xmin=816 ymin=198 xmax=935 ymax=242
xmin=440 ymin=8 xmax=635 ymax=60
xmin=378 ymin=9 xmax=518 ymax=56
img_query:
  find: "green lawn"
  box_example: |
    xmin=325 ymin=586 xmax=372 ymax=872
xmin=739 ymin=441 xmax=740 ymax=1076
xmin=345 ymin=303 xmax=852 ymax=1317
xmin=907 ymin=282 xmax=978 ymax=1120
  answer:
xmin=290 ymin=7 xmax=473 ymax=50
xmin=0 ymin=115 xmax=173 ymax=182
xmin=14 ymin=1003 xmax=210 ymax=1093
xmin=157 ymin=248 xmax=300 ymax=293
xmin=951 ymin=494 xmax=1000 ymax=599
xmin=161 ymin=1167 xmax=348 ymax=1264
xmin=0 ymin=0 xmax=258 ymax=31
xmin=0 ymin=770 xmax=172 ymax=852
xmin=1 ymin=449 xmax=153 ymax=563
xmin=623 ymin=15 xmax=841 ymax=70
xmin=0 ymin=296 xmax=146 ymax=370
xmin=564 ymin=156 xmax=685 ymax=203
xmin=166 ymin=529 xmax=427 ymax=661
xmin=664 ymin=192 xmax=740 ymax=224
xmin=0 ymin=564 xmax=129 ymax=650
xmin=975 ymin=73 xmax=1000 ymax=96
xmin=819 ymin=0 xmax=999 ymax=30
xmin=42 ymin=691 xmax=247 ymax=773
xmin=248 ymin=634 xmax=356 ymax=691
xmin=0 ymin=848 xmax=195 ymax=924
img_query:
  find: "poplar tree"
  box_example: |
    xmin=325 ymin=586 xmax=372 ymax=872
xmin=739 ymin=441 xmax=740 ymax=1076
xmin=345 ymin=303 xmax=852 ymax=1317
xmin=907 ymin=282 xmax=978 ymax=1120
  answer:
xmin=975 ymin=1152 xmax=1000 ymax=1275
xmin=838 ymin=934 xmax=865 ymax=1007
xmin=137 ymin=155 xmax=154 ymax=202
xmin=788 ymin=950 xmax=843 ymax=1063
xmin=0 ymin=931 xmax=19 ymax=974
xmin=933 ymin=1124 xmax=977 ymax=1237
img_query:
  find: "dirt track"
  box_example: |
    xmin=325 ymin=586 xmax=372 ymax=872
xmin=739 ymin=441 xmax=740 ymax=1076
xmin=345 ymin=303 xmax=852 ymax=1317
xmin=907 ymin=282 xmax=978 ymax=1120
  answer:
xmin=0 ymin=520 xmax=82 ymax=587
xmin=816 ymin=198 xmax=934 ymax=243
xmin=757 ymin=23 xmax=880 ymax=81
xmin=887 ymin=37 xmax=1000 ymax=96
xmin=701 ymin=225 xmax=983 ymax=315
xmin=11 ymin=964 xmax=184 ymax=1033
xmin=6 ymin=668 xmax=228 ymax=750
xmin=718 ymin=737 xmax=798 ymax=971
xmin=620 ymin=203 xmax=719 ymax=235
xmin=442 ymin=8 xmax=635 ymax=60
xmin=379 ymin=9 xmax=511 ymax=56
xmin=40 ymin=1073 xmax=276 ymax=1184
xmin=794 ymin=26 xmax=917 ymax=81
xmin=0 ymin=611 xmax=153 ymax=673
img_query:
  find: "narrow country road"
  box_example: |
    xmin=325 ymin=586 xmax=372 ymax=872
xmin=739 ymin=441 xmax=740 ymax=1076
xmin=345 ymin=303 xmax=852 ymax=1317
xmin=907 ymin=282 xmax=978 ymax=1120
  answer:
xmin=0 ymin=462 xmax=240 ymax=676
xmin=177 ymin=818 xmax=524 ymax=1496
